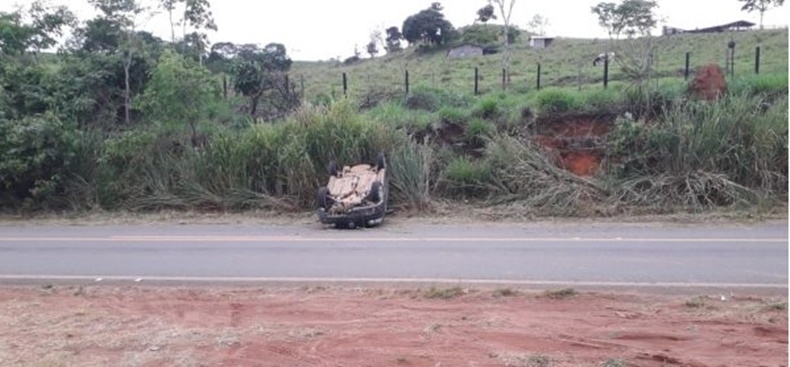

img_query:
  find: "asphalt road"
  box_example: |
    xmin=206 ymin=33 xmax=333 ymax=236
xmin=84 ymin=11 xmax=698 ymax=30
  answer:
xmin=0 ymin=220 xmax=786 ymax=292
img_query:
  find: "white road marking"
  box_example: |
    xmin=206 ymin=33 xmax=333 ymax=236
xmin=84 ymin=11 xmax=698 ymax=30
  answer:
xmin=0 ymin=275 xmax=785 ymax=289
xmin=0 ymin=236 xmax=785 ymax=243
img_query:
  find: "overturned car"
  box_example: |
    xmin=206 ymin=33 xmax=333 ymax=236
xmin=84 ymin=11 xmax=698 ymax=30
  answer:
xmin=316 ymin=153 xmax=388 ymax=228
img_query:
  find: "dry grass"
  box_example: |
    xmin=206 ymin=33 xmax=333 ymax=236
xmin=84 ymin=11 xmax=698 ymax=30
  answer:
xmin=424 ymin=287 xmax=466 ymax=300
xmin=544 ymin=288 xmax=577 ymax=300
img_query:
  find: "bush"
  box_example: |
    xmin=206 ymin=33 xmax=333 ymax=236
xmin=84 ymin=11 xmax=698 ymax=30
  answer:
xmin=438 ymin=106 xmax=467 ymax=125
xmin=535 ymin=89 xmax=581 ymax=114
xmin=441 ymin=156 xmax=492 ymax=197
xmin=404 ymin=86 xmax=472 ymax=112
xmin=472 ymin=97 xmax=501 ymax=120
xmin=465 ymin=118 xmax=493 ymax=138
xmin=0 ymin=113 xmax=81 ymax=209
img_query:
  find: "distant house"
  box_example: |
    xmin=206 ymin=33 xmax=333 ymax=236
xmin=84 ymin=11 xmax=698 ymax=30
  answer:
xmin=662 ymin=20 xmax=756 ymax=35
xmin=446 ymin=44 xmax=483 ymax=59
xmin=529 ymin=36 xmax=555 ymax=49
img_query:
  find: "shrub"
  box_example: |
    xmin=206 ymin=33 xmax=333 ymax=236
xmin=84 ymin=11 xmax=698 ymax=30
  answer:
xmin=535 ymin=88 xmax=581 ymax=114
xmin=472 ymin=97 xmax=501 ymax=120
xmin=465 ymin=118 xmax=493 ymax=138
xmin=0 ymin=113 xmax=81 ymax=209
xmin=438 ymin=106 xmax=467 ymax=125
xmin=404 ymin=85 xmax=472 ymax=112
xmin=404 ymin=89 xmax=439 ymax=111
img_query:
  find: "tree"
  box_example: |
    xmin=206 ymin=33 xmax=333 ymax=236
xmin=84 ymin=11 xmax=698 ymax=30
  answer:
xmin=476 ymin=4 xmax=496 ymax=23
xmin=489 ymin=0 xmax=516 ymax=87
xmin=158 ymin=0 xmax=216 ymax=63
xmin=384 ymin=26 xmax=403 ymax=53
xmin=88 ymin=0 xmax=153 ymax=125
xmin=181 ymin=0 xmax=217 ymax=64
xmin=0 ymin=2 xmax=75 ymax=58
xmin=368 ymin=29 xmax=383 ymax=57
xmin=526 ymin=14 xmax=549 ymax=36
xmin=591 ymin=2 xmax=621 ymax=39
xmin=739 ymin=0 xmax=785 ymax=29
xmin=592 ymin=0 xmax=660 ymax=94
xmin=401 ymin=3 xmax=455 ymax=46
xmin=592 ymin=0 xmax=658 ymax=39
xmin=366 ymin=41 xmax=378 ymax=58
xmin=137 ymin=50 xmax=216 ymax=139
xmin=232 ymin=42 xmax=293 ymax=117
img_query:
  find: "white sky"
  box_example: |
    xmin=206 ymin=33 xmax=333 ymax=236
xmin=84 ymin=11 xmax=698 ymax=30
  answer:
xmin=3 ymin=0 xmax=788 ymax=60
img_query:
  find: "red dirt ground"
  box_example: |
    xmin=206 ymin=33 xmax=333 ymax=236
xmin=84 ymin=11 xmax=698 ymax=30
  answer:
xmin=0 ymin=286 xmax=786 ymax=367
xmin=533 ymin=117 xmax=611 ymax=177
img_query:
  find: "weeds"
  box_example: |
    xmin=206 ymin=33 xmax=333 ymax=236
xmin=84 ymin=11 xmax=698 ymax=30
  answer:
xmin=764 ymin=301 xmax=788 ymax=311
xmin=493 ymin=288 xmax=518 ymax=297
xmin=424 ymin=287 xmax=465 ymax=300
xmin=544 ymin=288 xmax=577 ymax=299
xmin=685 ymin=296 xmax=709 ymax=309
xmin=599 ymin=359 xmax=628 ymax=367
xmin=525 ymin=354 xmax=551 ymax=367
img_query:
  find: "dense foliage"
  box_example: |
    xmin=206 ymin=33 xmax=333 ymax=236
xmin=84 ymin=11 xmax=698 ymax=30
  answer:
xmin=0 ymin=0 xmax=786 ymax=217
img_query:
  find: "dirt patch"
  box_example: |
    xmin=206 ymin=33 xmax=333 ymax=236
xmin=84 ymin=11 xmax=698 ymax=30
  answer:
xmin=689 ymin=64 xmax=727 ymax=101
xmin=534 ymin=115 xmax=614 ymax=138
xmin=560 ymin=150 xmax=603 ymax=177
xmin=531 ymin=115 xmax=612 ymax=177
xmin=0 ymin=286 xmax=785 ymax=367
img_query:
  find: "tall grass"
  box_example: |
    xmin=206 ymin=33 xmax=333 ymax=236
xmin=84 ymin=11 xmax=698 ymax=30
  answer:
xmin=98 ymin=99 xmax=404 ymax=210
xmin=608 ymin=92 xmax=787 ymax=208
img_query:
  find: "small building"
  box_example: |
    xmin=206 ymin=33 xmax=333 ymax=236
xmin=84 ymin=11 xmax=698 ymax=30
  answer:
xmin=529 ymin=36 xmax=555 ymax=49
xmin=446 ymin=44 xmax=483 ymax=59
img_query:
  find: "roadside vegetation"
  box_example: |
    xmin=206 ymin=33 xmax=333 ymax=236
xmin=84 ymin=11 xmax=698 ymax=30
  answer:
xmin=0 ymin=0 xmax=787 ymax=217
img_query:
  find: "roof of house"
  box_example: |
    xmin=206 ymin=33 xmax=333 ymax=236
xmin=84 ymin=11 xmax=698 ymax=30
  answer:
xmin=668 ymin=20 xmax=756 ymax=34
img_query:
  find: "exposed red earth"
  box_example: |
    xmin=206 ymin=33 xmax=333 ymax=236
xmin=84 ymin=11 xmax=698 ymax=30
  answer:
xmin=1 ymin=285 xmax=786 ymax=367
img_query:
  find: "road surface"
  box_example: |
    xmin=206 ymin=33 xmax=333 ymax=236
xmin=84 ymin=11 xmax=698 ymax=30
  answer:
xmin=0 ymin=220 xmax=786 ymax=292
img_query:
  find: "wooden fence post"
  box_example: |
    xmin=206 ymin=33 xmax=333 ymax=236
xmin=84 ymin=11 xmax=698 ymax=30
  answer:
xmin=342 ymin=72 xmax=347 ymax=97
xmin=474 ymin=67 xmax=479 ymax=95
xmin=536 ymin=63 xmax=541 ymax=91
xmin=405 ymin=69 xmax=410 ymax=95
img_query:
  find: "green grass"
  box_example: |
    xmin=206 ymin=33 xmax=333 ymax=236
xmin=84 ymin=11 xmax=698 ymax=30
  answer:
xmin=292 ymin=29 xmax=788 ymax=101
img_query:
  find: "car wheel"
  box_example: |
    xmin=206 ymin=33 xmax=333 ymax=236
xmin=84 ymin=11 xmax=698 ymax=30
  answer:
xmin=317 ymin=187 xmax=334 ymax=209
xmin=365 ymin=181 xmax=382 ymax=203
xmin=327 ymin=160 xmax=339 ymax=177
xmin=375 ymin=152 xmax=386 ymax=171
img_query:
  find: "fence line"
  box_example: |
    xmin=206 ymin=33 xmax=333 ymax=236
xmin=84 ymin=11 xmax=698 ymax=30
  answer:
xmin=290 ymin=46 xmax=776 ymax=101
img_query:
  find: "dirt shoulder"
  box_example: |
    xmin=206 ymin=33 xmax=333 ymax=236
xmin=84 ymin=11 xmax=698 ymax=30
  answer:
xmin=0 ymin=285 xmax=786 ymax=367
xmin=0 ymin=202 xmax=786 ymax=227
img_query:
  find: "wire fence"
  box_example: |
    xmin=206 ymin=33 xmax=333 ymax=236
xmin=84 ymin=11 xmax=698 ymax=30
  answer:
xmin=290 ymin=43 xmax=785 ymax=102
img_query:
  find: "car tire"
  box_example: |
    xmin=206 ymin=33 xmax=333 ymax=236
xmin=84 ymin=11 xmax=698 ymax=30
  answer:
xmin=365 ymin=181 xmax=382 ymax=203
xmin=317 ymin=187 xmax=333 ymax=209
xmin=327 ymin=160 xmax=339 ymax=177
xmin=375 ymin=153 xmax=386 ymax=171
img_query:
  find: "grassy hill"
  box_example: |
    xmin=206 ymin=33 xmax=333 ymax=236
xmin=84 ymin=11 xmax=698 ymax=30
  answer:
xmin=291 ymin=28 xmax=788 ymax=102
